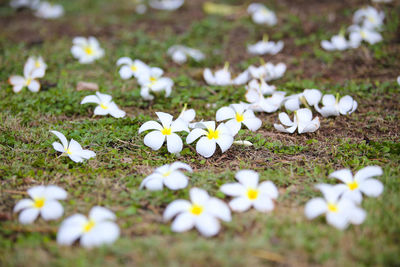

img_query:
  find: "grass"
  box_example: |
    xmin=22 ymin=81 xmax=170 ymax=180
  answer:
xmin=0 ymin=0 xmax=399 ymax=266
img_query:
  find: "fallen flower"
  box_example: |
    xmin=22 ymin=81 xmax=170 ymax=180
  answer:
xmin=177 ymin=106 xmax=196 ymax=126
xmin=116 ymin=57 xmax=149 ymax=80
xmin=247 ymin=3 xmax=277 ymax=26
xmin=314 ymin=94 xmax=357 ymax=117
xmin=163 ymin=187 xmax=231 ymax=237
xmin=138 ymin=67 xmax=174 ymax=100
xmin=71 ymin=36 xmax=104 ymax=64
xmin=246 ymin=79 xmax=276 ymax=95
xmin=34 ymin=1 xmax=64 ymax=19
xmin=233 ymin=140 xmax=253 ymax=146
xmin=13 ymin=185 xmax=67 ymax=224
xmin=216 ymin=103 xmax=262 ymax=135
xmin=57 ymin=206 xmax=120 ymax=248
xmin=168 ymin=45 xmax=205 ymax=64
xmin=81 ymin=92 xmax=126 ymax=118
xmin=50 ymin=130 xmax=96 ymax=163
xmin=140 ymin=162 xmax=192 ymax=190
xmin=284 ymin=89 xmax=322 ymax=112
xmin=248 ymin=35 xmax=284 ymax=55
xmin=274 ymin=108 xmax=320 ymax=134
xmin=149 ymin=0 xmax=184 ymax=10
xmin=321 ymin=33 xmax=350 ymax=51
xmin=348 ymin=25 xmax=382 ymax=46
xmin=353 ymin=6 xmax=385 ymax=30
xmin=8 ymin=56 xmax=46 ymax=93
xmin=220 ymin=170 xmax=278 ymax=213
xmin=246 ymin=90 xmax=285 ymax=113
xmin=248 ymin=62 xmax=286 ymax=82
xmin=203 ymin=63 xmax=249 ymax=86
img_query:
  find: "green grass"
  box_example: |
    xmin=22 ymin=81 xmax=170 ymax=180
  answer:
xmin=0 ymin=0 xmax=399 ymax=266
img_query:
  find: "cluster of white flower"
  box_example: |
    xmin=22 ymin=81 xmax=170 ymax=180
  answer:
xmin=247 ymin=35 xmax=284 ymax=56
xmin=321 ymin=6 xmax=385 ymax=51
xmin=134 ymin=0 xmax=184 ymax=14
xmin=305 ymin=166 xmax=383 ymax=229
xmin=9 ymin=56 xmax=47 ymax=93
xmin=167 ymin=45 xmax=205 ymax=64
xmin=10 ymin=0 xmax=64 ymax=19
xmin=247 ymin=3 xmax=277 ymax=26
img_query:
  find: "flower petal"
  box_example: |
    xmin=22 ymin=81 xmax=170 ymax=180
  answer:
xmin=13 ymin=199 xmax=34 ymax=213
xmin=359 ymin=179 xmax=384 ymax=197
xmin=164 ymin=171 xmax=188 ymax=190
xmin=190 ymin=188 xmax=209 ymax=206
xmin=167 ymin=133 xmax=183 ymax=153
xmin=50 ymin=131 xmax=68 ymax=149
xmin=229 ymin=197 xmax=252 ymax=212
xmin=304 ymin=198 xmax=327 ymax=219
xmin=89 ymin=206 xmax=116 ymax=222
xmin=163 ymin=200 xmax=192 ymax=221
xmin=195 ymin=214 xmax=220 ymax=237
xmin=258 ymin=181 xmax=279 ymax=199
xmin=144 ymin=131 xmax=165 ymax=151
xmin=220 ymin=183 xmax=246 ymax=197
xmin=235 ymin=170 xmax=259 ymax=188
xmin=216 ymin=106 xmax=235 ymax=121
xmin=171 ymin=212 xmax=195 ymax=233
xmin=329 ymin=169 xmax=353 ymax=184
xmin=196 ymin=137 xmax=216 ymax=158
xmin=139 ymin=121 xmax=163 ymax=133
xmin=253 ymin=194 xmax=274 ymax=212
xmin=354 ymin=166 xmax=383 ymax=183
xmin=19 ymin=208 xmax=40 ymax=224
xmin=41 ymin=200 xmax=64 ymax=221
xmin=205 ymin=198 xmax=231 ymax=222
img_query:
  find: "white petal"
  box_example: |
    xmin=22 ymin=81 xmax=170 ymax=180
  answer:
xmin=78 ymin=150 xmax=96 ymax=159
xmin=89 ymin=206 xmax=116 ymax=222
xmin=190 ymin=188 xmax=209 ymax=205
xmin=196 ymin=137 xmax=216 ymax=158
xmin=253 ymin=194 xmax=274 ymax=212
xmin=235 ymin=170 xmax=259 ymax=188
xmin=57 ymin=221 xmax=84 ymax=245
xmin=195 ymin=214 xmax=220 ymax=237
xmin=156 ymin=112 xmax=173 ymax=128
xmin=225 ymin=119 xmax=241 ymax=135
xmin=68 ymin=154 xmax=84 ymax=163
xmin=139 ymin=121 xmax=163 ymax=133
xmin=50 ymin=131 xmax=68 ymax=149
xmin=52 ymin=142 xmax=65 ymax=153
xmin=19 ymin=208 xmax=40 ymax=224
xmin=166 ymin=133 xmax=183 ymax=153
xmin=27 ymin=186 xmax=45 ymax=199
xmin=329 ymin=169 xmax=354 ymax=184
xmin=119 ymin=65 xmax=134 ymax=80
xmin=94 ymin=106 xmax=109 ymax=116
xmin=169 ymin=162 xmax=192 ymax=172
xmin=347 ymin=206 xmax=366 ymax=225
xmin=80 ymin=222 xmax=119 ymax=248
xmin=243 ymin=117 xmax=262 ymax=131
xmin=41 ymin=200 xmax=64 ymax=220
xmin=171 ymin=212 xmax=195 ymax=233
xmin=304 ymin=198 xmax=327 ymax=219
xmin=220 ymin=183 xmax=246 ymax=197
xmin=229 ymin=197 xmax=252 ymax=212
xmin=68 ymin=139 xmax=83 ymax=154
xmin=142 ymin=175 xmax=164 ymax=191
xmin=163 ymin=200 xmax=192 ymax=221
xmin=338 ymin=96 xmax=355 ymax=115
xmin=164 ymin=171 xmax=188 ymax=190
xmin=144 ymin=131 xmax=165 ymax=150
xmin=204 ymin=198 xmax=231 ymax=222
xmin=44 ymin=185 xmax=67 ymax=200
xmin=303 ymin=89 xmax=322 ymax=106
xmin=80 ymin=95 xmax=100 ymax=105
xmin=203 ymin=68 xmax=216 ymax=85
xmin=284 ymin=98 xmax=300 ymax=112
xmin=278 ymin=112 xmax=294 ymax=126
xmin=216 ymin=107 xmax=235 ymax=121
xmin=116 ymin=57 xmax=133 ymax=66
xmin=354 ymin=166 xmax=383 ymax=183
xmin=171 ymin=119 xmax=189 ymax=133
xmin=14 ymin=199 xmax=34 ymax=213
xmin=359 ymin=179 xmax=384 ymax=197
xmin=216 ymin=135 xmax=233 ymax=153
xmin=186 ymin=128 xmax=207 ymax=144
xmin=326 ymin=212 xmax=349 ymax=230
xmin=258 ymin=181 xmax=279 ymax=199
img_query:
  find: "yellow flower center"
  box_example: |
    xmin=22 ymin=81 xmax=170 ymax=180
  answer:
xmin=327 ymin=203 xmax=338 ymax=213
xmin=235 ymin=113 xmax=244 ymax=122
xmin=83 ymin=220 xmax=96 ymax=233
xmin=131 ymin=65 xmax=137 ymax=71
xmin=190 ymin=204 xmax=203 ymax=216
xmin=163 ymin=170 xmax=172 ymax=177
xmin=35 ymin=61 xmax=41 ymax=68
xmin=33 ymin=197 xmax=45 ymax=208
xmin=84 ymin=46 xmax=94 ymax=55
xmin=247 ymin=188 xmax=259 ymax=200
xmin=360 ymin=31 xmax=367 ymax=39
xmin=161 ymin=127 xmax=172 ymax=136
xmin=25 ymin=78 xmax=32 ymax=86
xmin=347 ymin=181 xmax=359 ymax=191
xmin=100 ymin=103 xmax=108 ymax=109
xmin=66 ymin=148 xmax=72 ymax=155
xmin=368 ymin=16 xmax=375 ymax=23
xmin=206 ymin=129 xmax=219 ymax=140
xmin=150 ymin=77 xmax=157 ymax=85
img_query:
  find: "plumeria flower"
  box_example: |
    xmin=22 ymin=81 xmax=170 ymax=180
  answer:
xmin=247 ymin=3 xmax=277 ymax=26
xmin=246 ymin=88 xmax=285 ymax=113
xmin=138 ymin=112 xmax=189 ymax=153
xmin=220 ymin=170 xmax=278 ymax=213
xmin=80 ymin=92 xmax=126 ymax=118
xmin=284 ymin=89 xmax=322 ymax=112
xmin=167 ymin=45 xmax=205 ymax=64
xmin=315 ymin=94 xmax=357 ymax=117
xmin=34 ymin=1 xmax=64 ymax=19
xmin=13 ymin=185 xmax=67 ymax=224
xmin=186 ymin=121 xmax=234 ymax=158
xmin=163 ymin=188 xmax=231 ymax=237
xmin=149 ymin=0 xmax=184 ymax=10
xmin=348 ymin=25 xmax=382 ymax=46
xmin=248 ymin=62 xmax=286 ymax=82
xmin=247 ymin=35 xmax=284 ymax=55
xmin=140 ymin=162 xmax=192 ymax=191
xmin=57 ymin=206 xmax=120 ymax=248
xmin=50 ymin=130 xmax=96 ymax=163
xmin=353 ymin=6 xmax=385 ymax=30
xmin=305 ymin=184 xmax=366 ymax=230
xmin=10 ymin=0 xmax=39 ymax=9
xmin=138 ymin=67 xmax=174 ymax=100
xmin=330 ymin=166 xmax=384 ymax=204
xmin=203 ymin=63 xmax=250 ymax=86
xmin=116 ymin=57 xmax=149 ymax=80
xmin=274 ymin=108 xmax=320 ymax=134
xmin=71 ymin=37 xmax=104 ymax=64
xmin=321 ymin=32 xmax=350 ymax=51
xmin=177 ymin=106 xmax=196 ymax=127
xmin=246 ymin=79 xmax=276 ymax=95
xmin=8 ymin=56 xmax=46 ymax=93
xmin=216 ymin=103 xmax=262 ymax=135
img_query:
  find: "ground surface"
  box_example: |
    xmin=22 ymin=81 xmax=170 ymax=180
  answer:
xmin=0 ymin=0 xmax=399 ymax=266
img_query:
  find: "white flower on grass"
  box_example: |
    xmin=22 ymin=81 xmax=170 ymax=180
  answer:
xmin=10 ymin=0 xmax=39 ymax=9
xmin=167 ymin=45 xmax=205 ymax=64
xmin=321 ymin=33 xmax=350 ymax=51
xmin=348 ymin=25 xmax=382 ymax=46
xmin=8 ymin=56 xmax=46 ymax=93
xmin=149 ymin=0 xmax=184 ymax=10
xmin=247 ymin=35 xmax=284 ymax=55
xmin=330 ymin=166 xmax=384 ymax=204
xmin=187 ymin=121 xmax=233 ymax=158
xmin=248 ymin=62 xmax=286 ymax=82
xmin=13 ymin=185 xmax=67 ymax=224
xmin=247 ymin=3 xmax=277 ymax=26
xmin=116 ymin=57 xmax=149 ymax=80
xmin=50 ymin=131 xmax=96 ymax=163
xmin=163 ymin=187 xmax=231 ymax=237
xmin=140 ymin=162 xmax=192 ymax=191
xmin=246 ymin=79 xmax=276 ymax=95
xmin=284 ymin=89 xmax=322 ymax=112
xmin=203 ymin=63 xmax=250 ymax=86
xmin=71 ymin=37 xmax=104 ymax=64
xmin=246 ymin=89 xmax=285 ymax=113
xmin=80 ymin=92 xmax=126 ymax=118
xmin=305 ymin=184 xmax=366 ymax=230
xmin=34 ymin=1 xmax=64 ymax=19
xmin=177 ymin=106 xmax=196 ymax=127
xmin=216 ymin=103 xmax=262 ymax=135
xmin=220 ymin=170 xmax=278 ymax=213
xmin=57 ymin=206 xmax=119 ymax=248
xmin=138 ymin=112 xmax=189 ymax=153
xmin=138 ymin=67 xmax=174 ymax=100
xmin=315 ymin=94 xmax=357 ymax=117
xmin=274 ymin=108 xmax=320 ymax=134
xmin=353 ymin=6 xmax=385 ymax=30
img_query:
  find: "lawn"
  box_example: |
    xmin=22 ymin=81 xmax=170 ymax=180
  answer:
xmin=0 ymin=0 xmax=399 ymax=266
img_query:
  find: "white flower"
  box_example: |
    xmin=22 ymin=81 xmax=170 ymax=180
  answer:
xmin=177 ymin=106 xmax=196 ymax=126
xmin=149 ymin=0 xmax=184 ymax=10
xmin=315 ymin=94 xmax=357 ymax=117
xmin=274 ymin=108 xmax=320 ymax=134
xmin=284 ymin=89 xmax=322 ymax=112
xmin=247 ymin=3 xmax=277 ymax=26
xmin=348 ymin=25 xmax=383 ymax=46
xmin=397 ymin=76 xmax=400 ymax=86
xmin=71 ymin=37 xmax=104 ymax=64
xmin=81 ymin=92 xmax=126 ymax=118
xmin=186 ymin=121 xmax=234 ymax=158
xmin=353 ymin=6 xmax=385 ymax=30
xmin=247 ymin=36 xmax=284 ymax=55
xmin=248 ymin=62 xmax=286 ymax=82
xmin=138 ymin=67 xmax=174 ymax=100
xmin=34 ymin=1 xmax=64 ymax=19
xmin=8 ymin=56 xmax=46 ymax=93
xmin=163 ymin=188 xmax=231 ymax=237
xmin=10 ymin=0 xmax=39 ymax=9
xmin=50 ymin=130 xmax=96 ymax=162
xmin=246 ymin=79 xmax=276 ymax=95
xmin=203 ymin=63 xmax=250 ymax=86
xmin=321 ymin=33 xmax=350 ymax=51
xmin=216 ymin=103 xmax=262 ymax=135
xmin=140 ymin=162 xmax=192 ymax=191
xmin=330 ymin=166 xmax=384 ymax=204
xmin=138 ymin=112 xmax=189 ymax=153
xmin=305 ymin=184 xmax=366 ymax=230
xmin=57 ymin=206 xmax=119 ymax=248
xmin=116 ymin=57 xmax=149 ymax=80
xmin=246 ymin=89 xmax=285 ymax=113
xmin=220 ymin=170 xmax=278 ymax=213
xmin=167 ymin=45 xmax=205 ymax=64
xmin=13 ymin=185 xmax=67 ymax=224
